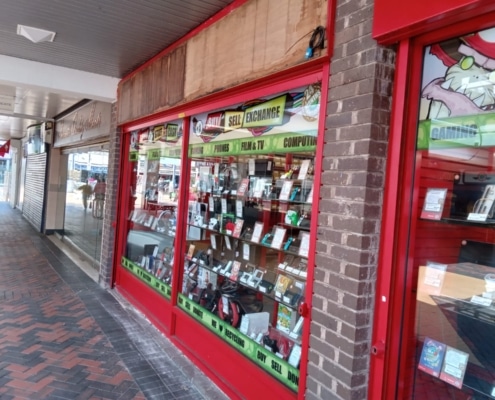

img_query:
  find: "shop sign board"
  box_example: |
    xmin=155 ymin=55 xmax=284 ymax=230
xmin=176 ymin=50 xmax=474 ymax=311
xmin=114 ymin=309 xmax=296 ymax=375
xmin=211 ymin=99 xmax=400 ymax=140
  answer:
xmin=188 ymin=84 xmax=320 ymax=157
xmin=121 ymin=257 xmax=171 ymax=299
xmin=177 ymin=293 xmax=300 ymax=392
xmin=54 ymin=100 xmax=112 ymax=148
xmin=0 ymin=94 xmax=14 ymax=114
xmin=417 ymin=115 xmax=495 ymax=150
xmin=189 ymin=133 xmax=317 ymax=158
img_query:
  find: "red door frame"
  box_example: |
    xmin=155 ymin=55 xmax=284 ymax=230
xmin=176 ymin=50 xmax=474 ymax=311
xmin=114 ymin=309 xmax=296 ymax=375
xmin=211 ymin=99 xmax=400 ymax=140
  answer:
xmin=369 ymin=11 xmax=495 ymax=399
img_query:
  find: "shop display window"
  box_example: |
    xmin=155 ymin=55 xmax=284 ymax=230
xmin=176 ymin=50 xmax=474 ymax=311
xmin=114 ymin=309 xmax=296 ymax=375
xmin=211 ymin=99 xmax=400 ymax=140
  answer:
xmin=177 ymin=84 xmax=320 ymax=391
xmin=121 ymin=120 xmax=184 ymax=299
xmin=406 ymin=27 xmax=495 ymax=399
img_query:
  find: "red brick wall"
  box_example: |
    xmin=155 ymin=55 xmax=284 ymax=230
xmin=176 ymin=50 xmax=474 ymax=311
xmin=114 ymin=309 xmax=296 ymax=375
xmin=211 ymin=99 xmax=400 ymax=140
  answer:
xmin=306 ymin=0 xmax=395 ymax=398
xmin=99 ymin=102 xmax=121 ymax=289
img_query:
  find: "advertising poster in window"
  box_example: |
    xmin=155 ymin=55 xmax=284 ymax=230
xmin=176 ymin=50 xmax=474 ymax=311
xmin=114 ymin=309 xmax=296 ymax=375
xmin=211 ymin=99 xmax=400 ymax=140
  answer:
xmin=188 ymin=84 xmax=320 ymax=157
xmin=418 ymin=28 xmax=495 ymax=152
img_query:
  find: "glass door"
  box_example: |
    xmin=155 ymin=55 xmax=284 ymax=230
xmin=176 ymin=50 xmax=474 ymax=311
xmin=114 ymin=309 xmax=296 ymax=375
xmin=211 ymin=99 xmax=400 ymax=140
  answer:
xmin=403 ymin=26 xmax=495 ymax=399
xmin=64 ymin=148 xmax=109 ymax=267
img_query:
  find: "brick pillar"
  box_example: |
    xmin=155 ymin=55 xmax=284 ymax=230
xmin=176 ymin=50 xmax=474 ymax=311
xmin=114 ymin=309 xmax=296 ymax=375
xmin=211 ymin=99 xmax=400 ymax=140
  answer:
xmin=99 ymin=102 xmax=121 ymax=289
xmin=306 ymin=1 xmax=395 ymax=399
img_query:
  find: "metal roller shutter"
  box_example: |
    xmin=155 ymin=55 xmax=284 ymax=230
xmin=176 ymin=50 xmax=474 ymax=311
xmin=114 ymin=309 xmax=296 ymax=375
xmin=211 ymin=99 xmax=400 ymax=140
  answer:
xmin=23 ymin=153 xmax=47 ymax=232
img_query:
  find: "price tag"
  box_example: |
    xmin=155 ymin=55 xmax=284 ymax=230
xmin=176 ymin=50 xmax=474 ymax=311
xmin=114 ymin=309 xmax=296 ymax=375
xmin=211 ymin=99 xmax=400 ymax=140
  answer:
xmin=239 ymin=315 xmax=249 ymax=335
xmin=236 ymin=200 xmax=243 ymax=218
xmin=251 ymin=222 xmax=263 ymax=243
xmin=271 ymin=227 xmax=286 ymax=249
xmin=298 ymin=233 xmax=310 ymax=257
xmin=210 ymin=235 xmax=217 ymax=250
xmin=467 ymin=213 xmax=488 ymax=222
xmin=243 ymin=243 xmax=250 ymax=260
xmin=470 ymin=295 xmax=492 ymax=306
xmin=248 ymin=159 xmax=255 ymax=175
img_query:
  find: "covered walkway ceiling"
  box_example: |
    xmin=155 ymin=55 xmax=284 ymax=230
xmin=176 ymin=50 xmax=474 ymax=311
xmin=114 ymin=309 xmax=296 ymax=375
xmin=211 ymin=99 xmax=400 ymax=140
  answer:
xmin=0 ymin=0 xmax=235 ymax=140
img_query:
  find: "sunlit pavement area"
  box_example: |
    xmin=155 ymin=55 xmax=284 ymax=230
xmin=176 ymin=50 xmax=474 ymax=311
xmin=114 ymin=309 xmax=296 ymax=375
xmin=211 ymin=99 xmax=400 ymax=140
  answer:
xmin=0 ymin=202 xmax=228 ymax=400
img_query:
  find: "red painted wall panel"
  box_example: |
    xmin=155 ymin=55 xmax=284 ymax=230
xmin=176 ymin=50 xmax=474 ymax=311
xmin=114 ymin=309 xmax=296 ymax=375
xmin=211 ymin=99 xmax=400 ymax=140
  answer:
xmin=173 ymin=311 xmax=296 ymax=400
xmin=115 ymin=269 xmax=172 ymax=335
xmin=373 ymin=0 xmax=495 ymax=44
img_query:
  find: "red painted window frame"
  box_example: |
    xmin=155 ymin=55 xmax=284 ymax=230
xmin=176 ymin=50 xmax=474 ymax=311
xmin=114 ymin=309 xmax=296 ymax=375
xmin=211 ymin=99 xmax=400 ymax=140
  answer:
xmin=114 ymin=61 xmax=328 ymax=399
xmin=370 ymin=10 xmax=495 ymax=400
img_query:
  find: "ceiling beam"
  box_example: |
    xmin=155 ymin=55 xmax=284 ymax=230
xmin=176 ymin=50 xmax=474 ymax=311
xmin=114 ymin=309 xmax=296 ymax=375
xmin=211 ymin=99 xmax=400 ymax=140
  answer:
xmin=0 ymin=55 xmax=119 ymax=103
xmin=0 ymin=112 xmax=54 ymax=122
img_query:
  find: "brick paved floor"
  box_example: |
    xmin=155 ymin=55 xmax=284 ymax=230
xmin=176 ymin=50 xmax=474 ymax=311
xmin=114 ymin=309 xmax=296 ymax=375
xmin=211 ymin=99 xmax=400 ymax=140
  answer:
xmin=0 ymin=203 xmax=229 ymax=400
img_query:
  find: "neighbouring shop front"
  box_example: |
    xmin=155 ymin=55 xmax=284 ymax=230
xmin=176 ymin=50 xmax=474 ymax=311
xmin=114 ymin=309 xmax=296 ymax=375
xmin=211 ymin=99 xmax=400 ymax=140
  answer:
xmin=112 ymin=1 xmax=329 ymax=398
xmin=51 ymin=100 xmax=112 ymax=266
xmin=371 ymin=2 xmax=495 ymax=399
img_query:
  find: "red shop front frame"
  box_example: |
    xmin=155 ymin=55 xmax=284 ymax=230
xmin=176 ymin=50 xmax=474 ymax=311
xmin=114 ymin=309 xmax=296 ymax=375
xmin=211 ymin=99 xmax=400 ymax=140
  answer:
xmin=114 ymin=64 xmax=328 ymax=400
xmin=370 ymin=11 xmax=495 ymax=400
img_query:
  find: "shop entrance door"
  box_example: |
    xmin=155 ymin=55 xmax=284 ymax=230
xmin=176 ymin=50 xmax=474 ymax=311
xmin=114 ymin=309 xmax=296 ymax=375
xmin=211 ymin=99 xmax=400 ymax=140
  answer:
xmin=63 ymin=149 xmax=108 ymax=266
xmin=389 ymin=24 xmax=495 ymax=399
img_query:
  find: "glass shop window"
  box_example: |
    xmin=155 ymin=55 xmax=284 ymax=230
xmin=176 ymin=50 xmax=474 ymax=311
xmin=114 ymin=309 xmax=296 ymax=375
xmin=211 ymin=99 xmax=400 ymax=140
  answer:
xmin=407 ymin=27 xmax=495 ymax=399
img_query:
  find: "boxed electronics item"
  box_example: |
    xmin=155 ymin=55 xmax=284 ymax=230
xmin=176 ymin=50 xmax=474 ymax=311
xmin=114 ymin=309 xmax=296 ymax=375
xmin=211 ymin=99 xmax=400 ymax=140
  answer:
xmin=239 ymin=312 xmax=270 ymax=337
xmin=276 ymin=303 xmax=297 ymax=334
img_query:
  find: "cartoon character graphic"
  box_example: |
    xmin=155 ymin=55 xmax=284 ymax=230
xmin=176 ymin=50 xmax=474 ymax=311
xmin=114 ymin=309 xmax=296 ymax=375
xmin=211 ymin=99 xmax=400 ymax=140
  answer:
xmin=422 ymin=28 xmax=495 ymax=120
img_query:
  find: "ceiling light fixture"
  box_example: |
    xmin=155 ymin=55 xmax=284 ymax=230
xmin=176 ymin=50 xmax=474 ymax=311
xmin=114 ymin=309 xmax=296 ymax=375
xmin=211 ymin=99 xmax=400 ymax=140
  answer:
xmin=17 ymin=24 xmax=56 ymax=43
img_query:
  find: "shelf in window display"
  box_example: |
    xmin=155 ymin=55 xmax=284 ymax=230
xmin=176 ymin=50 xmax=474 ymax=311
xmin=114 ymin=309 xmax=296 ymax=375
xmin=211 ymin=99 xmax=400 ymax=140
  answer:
xmin=427 ymin=217 xmax=495 ymax=227
xmin=197 ymin=198 xmax=312 ymax=228
xmin=185 ymin=221 xmax=310 ymax=259
xmin=247 ymin=191 xmax=314 ymax=205
xmin=128 ymin=209 xmax=178 ymax=238
xmin=189 ymin=255 xmax=305 ymax=311
xmin=187 ymin=248 xmax=306 ymax=308
xmin=189 ymin=204 xmax=311 ymax=240
xmin=230 ymin=176 xmax=313 ymax=200
xmin=278 ymin=221 xmax=311 ymax=232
